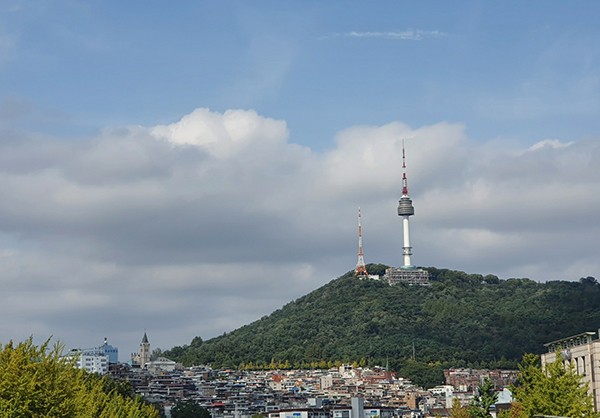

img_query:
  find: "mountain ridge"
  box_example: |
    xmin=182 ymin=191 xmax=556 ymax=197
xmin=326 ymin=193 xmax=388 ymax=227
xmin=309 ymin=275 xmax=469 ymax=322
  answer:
xmin=164 ymin=266 xmax=600 ymax=387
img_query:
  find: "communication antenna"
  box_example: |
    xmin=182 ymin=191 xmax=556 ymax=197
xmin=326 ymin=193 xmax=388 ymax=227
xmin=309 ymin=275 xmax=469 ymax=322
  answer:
xmin=355 ymin=207 xmax=368 ymax=277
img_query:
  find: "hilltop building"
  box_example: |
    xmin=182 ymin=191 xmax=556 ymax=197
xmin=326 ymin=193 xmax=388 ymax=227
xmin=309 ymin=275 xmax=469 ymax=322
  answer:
xmin=542 ymin=330 xmax=600 ymax=412
xmin=384 ymin=142 xmax=429 ymax=286
xmin=131 ymin=331 xmax=151 ymax=368
xmin=146 ymin=357 xmax=177 ymax=374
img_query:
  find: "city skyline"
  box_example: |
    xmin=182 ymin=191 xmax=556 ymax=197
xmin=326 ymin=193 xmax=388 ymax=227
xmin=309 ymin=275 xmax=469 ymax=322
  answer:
xmin=1 ymin=1 xmax=600 ymax=357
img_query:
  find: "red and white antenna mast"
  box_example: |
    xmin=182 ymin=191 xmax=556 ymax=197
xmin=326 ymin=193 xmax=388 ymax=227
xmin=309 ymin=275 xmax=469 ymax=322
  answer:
xmin=355 ymin=207 xmax=368 ymax=277
xmin=402 ymin=139 xmax=409 ymax=196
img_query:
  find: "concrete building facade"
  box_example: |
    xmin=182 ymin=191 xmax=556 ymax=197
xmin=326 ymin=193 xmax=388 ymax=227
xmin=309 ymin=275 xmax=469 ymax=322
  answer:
xmin=542 ymin=330 xmax=600 ymax=412
xmin=65 ymin=348 xmax=109 ymax=375
xmin=100 ymin=337 xmax=119 ymax=363
xmin=384 ymin=267 xmax=430 ymax=286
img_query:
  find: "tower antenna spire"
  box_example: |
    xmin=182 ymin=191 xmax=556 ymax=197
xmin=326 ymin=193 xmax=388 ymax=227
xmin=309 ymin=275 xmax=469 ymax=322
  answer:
xmin=355 ymin=207 xmax=368 ymax=277
xmin=402 ymin=139 xmax=409 ymax=196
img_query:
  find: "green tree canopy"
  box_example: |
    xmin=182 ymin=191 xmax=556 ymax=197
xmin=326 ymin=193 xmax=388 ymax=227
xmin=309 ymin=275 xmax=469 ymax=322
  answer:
xmin=469 ymin=377 xmax=498 ymax=418
xmin=449 ymin=398 xmax=470 ymax=418
xmin=508 ymin=353 xmax=598 ymax=417
xmin=0 ymin=337 xmax=159 ymax=417
xmin=170 ymin=400 xmax=211 ymax=418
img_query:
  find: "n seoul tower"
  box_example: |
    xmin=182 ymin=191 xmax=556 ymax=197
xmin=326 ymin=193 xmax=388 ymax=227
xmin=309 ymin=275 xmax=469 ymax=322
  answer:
xmin=385 ymin=140 xmax=429 ymax=285
xmin=398 ymin=141 xmax=415 ymax=269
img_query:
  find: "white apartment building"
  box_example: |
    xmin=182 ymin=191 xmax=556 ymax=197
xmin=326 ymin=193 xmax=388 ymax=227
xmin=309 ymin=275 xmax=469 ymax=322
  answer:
xmin=65 ymin=348 xmax=109 ymax=375
xmin=268 ymin=408 xmax=329 ymax=418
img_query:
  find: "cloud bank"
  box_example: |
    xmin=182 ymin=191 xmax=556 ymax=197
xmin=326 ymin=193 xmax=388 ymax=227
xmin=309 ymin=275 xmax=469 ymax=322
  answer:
xmin=1 ymin=107 xmax=598 ymax=357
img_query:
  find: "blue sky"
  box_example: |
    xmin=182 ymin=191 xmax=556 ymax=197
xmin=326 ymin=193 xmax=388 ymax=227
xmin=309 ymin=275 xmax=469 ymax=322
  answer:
xmin=1 ymin=1 xmax=600 ymax=357
xmin=3 ymin=1 xmax=599 ymax=146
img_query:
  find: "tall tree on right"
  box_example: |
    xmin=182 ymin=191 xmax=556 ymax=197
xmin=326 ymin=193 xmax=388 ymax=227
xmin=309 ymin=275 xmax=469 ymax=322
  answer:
xmin=506 ymin=353 xmax=598 ymax=417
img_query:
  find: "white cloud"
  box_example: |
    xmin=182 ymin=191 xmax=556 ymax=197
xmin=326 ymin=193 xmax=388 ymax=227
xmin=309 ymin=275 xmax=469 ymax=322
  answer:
xmin=0 ymin=107 xmax=598 ymax=357
xmin=323 ymin=30 xmax=447 ymax=41
xmin=150 ymin=108 xmax=289 ymax=158
xmin=527 ymin=139 xmax=573 ymax=151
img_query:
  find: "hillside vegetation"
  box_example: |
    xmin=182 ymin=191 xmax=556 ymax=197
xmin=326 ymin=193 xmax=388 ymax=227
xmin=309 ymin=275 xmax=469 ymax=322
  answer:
xmin=165 ymin=266 xmax=600 ymax=387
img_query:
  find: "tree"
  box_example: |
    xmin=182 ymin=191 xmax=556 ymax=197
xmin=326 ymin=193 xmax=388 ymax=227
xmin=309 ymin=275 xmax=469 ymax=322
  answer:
xmin=470 ymin=378 xmax=498 ymax=418
xmin=190 ymin=336 xmax=204 ymax=347
xmin=579 ymin=276 xmax=598 ymax=286
xmin=509 ymin=353 xmax=598 ymax=417
xmin=449 ymin=398 xmax=470 ymax=418
xmin=0 ymin=337 xmax=159 ymax=417
xmin=150 ymin=348 xmax=163 ymax=361
xmin=170 ymin=400 xmax=211 ymax=418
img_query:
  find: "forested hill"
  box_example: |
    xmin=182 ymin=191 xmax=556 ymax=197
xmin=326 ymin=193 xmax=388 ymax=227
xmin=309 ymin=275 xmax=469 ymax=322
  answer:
xmin=164 ymin=266 xmax=600 ymax=387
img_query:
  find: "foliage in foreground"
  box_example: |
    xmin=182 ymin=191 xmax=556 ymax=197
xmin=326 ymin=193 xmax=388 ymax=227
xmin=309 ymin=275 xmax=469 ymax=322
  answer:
xmin=0 ymin=338 xmax=159 ymax=418
xmin=503 ymin=353 xmax=598 ymax=418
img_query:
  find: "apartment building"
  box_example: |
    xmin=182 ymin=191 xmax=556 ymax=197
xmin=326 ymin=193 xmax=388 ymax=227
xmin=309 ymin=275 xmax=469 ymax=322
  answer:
xmin=542 ymin=330 xmax=600 ymax=412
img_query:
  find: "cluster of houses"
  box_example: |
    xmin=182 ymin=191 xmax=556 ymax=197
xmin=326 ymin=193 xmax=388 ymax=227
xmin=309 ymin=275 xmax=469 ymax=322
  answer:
xmin=66 ymin=328 xmax=600 ymax=417
xmin=104 ymin=360 xmax=516 ymax=417
xmin=65 ymin=334 xmax=523 ymax=417
xmin=66 ymin=327 xmax=600 ymax=416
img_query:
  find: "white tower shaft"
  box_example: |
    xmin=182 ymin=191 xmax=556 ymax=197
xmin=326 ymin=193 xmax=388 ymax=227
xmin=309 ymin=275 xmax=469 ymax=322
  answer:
xmin=402 ymin=216 xmax=412 ymax=267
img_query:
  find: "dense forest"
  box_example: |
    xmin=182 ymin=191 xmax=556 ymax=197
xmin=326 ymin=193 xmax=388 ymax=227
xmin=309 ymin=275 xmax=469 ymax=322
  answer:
xmin=164 ymin=266 xmax=600 ymax=388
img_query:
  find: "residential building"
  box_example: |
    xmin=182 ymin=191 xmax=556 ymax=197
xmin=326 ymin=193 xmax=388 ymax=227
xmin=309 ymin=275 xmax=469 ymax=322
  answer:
xmin=65 ymin=348 xmax=109 ymax=375
xmin=146 ymin=357 xmax=178 ymax=374
xmin=268 ymin=408 xmax=330 ymax=418
xmin=542 ymin=330 xmax=600 ymax=412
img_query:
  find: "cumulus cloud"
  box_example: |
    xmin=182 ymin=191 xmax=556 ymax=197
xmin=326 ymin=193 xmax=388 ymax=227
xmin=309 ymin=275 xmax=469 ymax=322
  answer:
xmin=0 ymin=107 xmax=598 ymax=357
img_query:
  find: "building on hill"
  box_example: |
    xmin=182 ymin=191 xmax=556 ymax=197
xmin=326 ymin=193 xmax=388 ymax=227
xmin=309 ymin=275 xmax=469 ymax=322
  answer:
xmin=385 ymin=141 xmax=429 ymax=286
xmin=64 ymin=337 xmax=118 ymax=374
xmin=100 ymin=337 xmax=119 ymax=363
xmin=332 ymin=398 xmax=395 ymax=418
xmin=268 ymin=408 xmax=329 ymax=418
xmin=444 ymin=368 xmax=518 ymax=392
xmin=146 ymin=357 xmax=177 ymax=374
xmin=385 ymin=267 xmax=430 ymax=286
xmin=65 ymin=347 xmax=109 ymax=375
xmin=131 ymin=331 xmax=151 ymax=368
xmin=542 ymin=330 xmax=600 ymax=412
